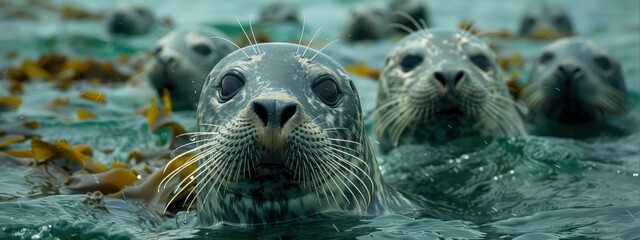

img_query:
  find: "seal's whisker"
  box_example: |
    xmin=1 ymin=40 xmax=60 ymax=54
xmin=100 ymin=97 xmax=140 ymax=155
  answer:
xmin=326 ymin=137 xmax=361 ymax=146
xmin=235 ymin=14 xmax=257 ymax=54
xmin=309 ymin=39 xmax=340 ymax=62
xmin=320 ymin=154 xmax=358 ymax=205
xmin=327 ymin=142 xmax=360 ymax=155
xmin=296 ymin=13 xmax=306 ymax=55
xmin=302 ymin=24 xmax=325 ymax=58
xmin=419 ymin=18 xmax=428 ymax=29
xmin=388 ymin=23 xmax=414 ymax=35
xmin=170 ymin=137 xmax=215 ymax=156
xmin=249 ymin=13 xmax=260 ymax=52
xmin=390 ymin=108 xmax=415 ymax=146
xmin=164 ymin=170 xmax=199 ymax=214
xmin=392 ymin=11 xmax=423 ymax=32
xmin=325 ymin=148 xmax=372 ymax=204
xmin=162 ymin=144 xmax=218 ymax=189
xmin=482 ymin=101 xmax=514 ymax=135
xmin=327 ymin=142 xmax=367 ymax=166
xmin=592 ymin=84 xmax=629 ymax=114
xmin=164 ymin=140 xmax=215 ymax=175
xmin=306 ymin=151 xmax=331 ymax=206
xmin=198 ymin=123 xmax=226 ymax=128
xmin=210 ymin=36 xmax=249 ymax=58
xmin=315 ymin=152 xmax=351 ymax=207
xmin=324 ymin=147 xmax=372 ymax=201
xmin=373 ymin=97 xmax=405 ymax=116
xmin=323 ymin=127 xmax=350 ymax=131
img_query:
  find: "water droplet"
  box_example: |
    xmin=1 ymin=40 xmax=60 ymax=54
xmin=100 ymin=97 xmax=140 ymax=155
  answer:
xmin=478 ymin=167 xmax=484 ymax=171
xmin=616 ymin=170 xmax=621 ymax=174
xmin=448 ymin=159 xmax=454 ymax=164
xmin=455 ymin=159 xmax=461 ymax=163
xmin=509 ymin=170 xmax=515 ymax=174
xmin=136 ymin=175 xmax=142 ymax=180
xmin=633 ymin=173 xmax=639 ymax=177
xmin=462 ymin=154 xmax=469 ymax=159
xmin=493 ymin=176 xmax=498 ymax=180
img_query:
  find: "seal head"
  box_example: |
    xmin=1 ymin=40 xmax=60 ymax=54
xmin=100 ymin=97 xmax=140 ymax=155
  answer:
xmin=342 ymin=4 xmax=390 ymax=42
xmin=259 ymin=0 xmax=301 ymax=24
xmin=519 ymin=3 xmax=573 ymax=39
xmin=523 ymin=37 xmax=629 ymax=124
xmin=108 ymin=5 xmax=155 ymax=36
xmin=148 ymin=27 xmax=234 ymax=110
xmin=375 ymin=29 xmax=526 ymax=153
xmin=185 ymin=43 xmax=415 ymax=225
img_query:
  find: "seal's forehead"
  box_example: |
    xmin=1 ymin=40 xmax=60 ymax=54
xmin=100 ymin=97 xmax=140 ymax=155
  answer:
xmin=224 ymin=43 xmax=345 ymax=74
xmin=548 ymin=38 xmax=609 ymax=56
xmin=394 ymin=29 xmax=489 ymax=54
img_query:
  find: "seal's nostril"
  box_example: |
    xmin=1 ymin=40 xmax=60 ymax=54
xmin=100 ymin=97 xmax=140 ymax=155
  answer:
xmin=280 ymin=104 xmax=297 ymax=128
xmin=434 ymin=72 xmax=446 ymax=87
xmin=453 ymin=71 xmax=465 ymax=86
xmin=253 ymin=102 xmax=269 ymax=127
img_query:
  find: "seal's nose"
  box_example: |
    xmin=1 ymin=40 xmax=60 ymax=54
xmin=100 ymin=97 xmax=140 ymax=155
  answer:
xmin=556 ymin=63 xmax=583 ymax=82
xmin=433 ymin=70 xmax=466 ymax=91
xmin=155 ymin=55 xmax=175 ymax=68
xmin=252 ymin=99 xmax=299 ymax=129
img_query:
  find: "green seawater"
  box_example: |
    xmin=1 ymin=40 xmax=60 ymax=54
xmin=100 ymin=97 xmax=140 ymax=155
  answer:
xmin=1 ymin=0 xmax=639 ymax=239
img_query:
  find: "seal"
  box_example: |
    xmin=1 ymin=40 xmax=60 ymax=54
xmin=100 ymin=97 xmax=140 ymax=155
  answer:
xmin=167 ymin=42 xmax=418 ymax=225
xmin=519 ymin=3 xmax=573 ymax=40
xmin=374 ymin=29 xmax=526 ymax=153
xmin=147 ymin=27 xmax=234 ymax=110
xmin=107 ymin=4 xmax=155 ymax=36
xmin=342 ymin=3 xmax=390 ymax=42
xmin=389 ymin=0 xmax=430 ymax=32
xmin=259 ymin=0 xmax=301 ymax=24
xmin=522 ymin=37 xmax=629 ymax=125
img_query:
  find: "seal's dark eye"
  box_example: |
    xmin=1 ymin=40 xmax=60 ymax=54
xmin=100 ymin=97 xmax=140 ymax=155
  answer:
xmin=554 ymin=16 xmax=568 ymax=26
xmin=539 ymin=52 xmax=554 ymax=64
xmin=594 ymin=55 xmax=612 ymax=70
xmin=153 ymin=46 xmax=162 ymax=56
xmin=470 ymin=53 xmax=491 ymax=71
xmin=220 ymin=74 xmax=243 ymax=100
xmin=192 ymin=44 xmax=212 ymax=56
xmin=135 ymin=8 xmax=149 ymax=16
xmin=400 ymin=54 xmax=423 ymax=72
xmin=522 ymin=16 xmax=536 ymax=28
xmin=313 ymin=78 xmax=339 ymax=105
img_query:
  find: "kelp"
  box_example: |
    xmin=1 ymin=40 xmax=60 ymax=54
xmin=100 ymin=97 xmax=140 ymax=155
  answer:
xmin=31 ymin=138 xmax=108 ymax=173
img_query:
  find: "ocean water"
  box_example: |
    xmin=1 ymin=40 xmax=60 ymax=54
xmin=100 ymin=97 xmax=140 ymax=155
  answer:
xmin=0 ymin=0 xmax=639 ymax=239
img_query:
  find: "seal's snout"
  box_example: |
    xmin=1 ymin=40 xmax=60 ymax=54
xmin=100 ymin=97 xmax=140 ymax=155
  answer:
xmin=252 ymin=99 xmax=299 ymax=130
xmin=433 ymin=69 xmax=466 ymax=92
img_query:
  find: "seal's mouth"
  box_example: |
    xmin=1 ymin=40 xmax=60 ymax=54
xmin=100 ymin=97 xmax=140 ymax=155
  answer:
xmin=249 ymin=163 xmax=295 ymax=181
xmin=437 ymin=107 xmax=464 ymax=117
